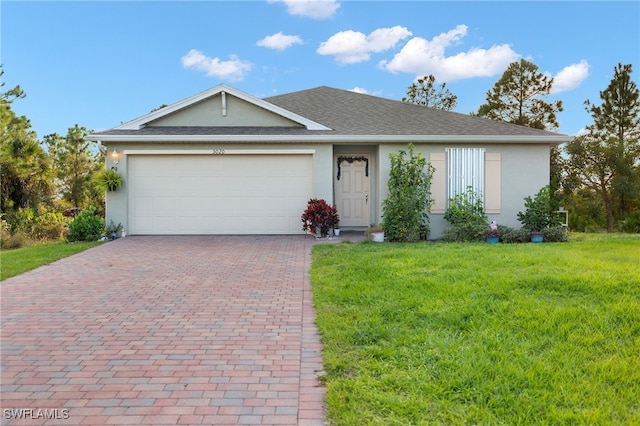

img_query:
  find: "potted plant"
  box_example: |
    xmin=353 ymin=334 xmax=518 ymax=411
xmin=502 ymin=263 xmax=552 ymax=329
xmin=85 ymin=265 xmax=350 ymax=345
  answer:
xmin=93 ymin=169 xmax=124 ymax=192
xmin=333 ymin=222 xmax=340 ymax=236
xmin=484 ymin=221 xmax=501 ymax=243
xmin=105 ymin=220 xmax=123 ymax=240
xmin=366 ymin=225 xmax=385 ymax=242
xmin=301 ymin=199 xmax=339 ymax=238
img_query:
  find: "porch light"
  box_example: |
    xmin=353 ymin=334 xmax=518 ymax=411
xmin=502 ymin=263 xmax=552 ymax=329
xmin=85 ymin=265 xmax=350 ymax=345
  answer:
xmin=111 ymin=149 xmax=120 ymax=164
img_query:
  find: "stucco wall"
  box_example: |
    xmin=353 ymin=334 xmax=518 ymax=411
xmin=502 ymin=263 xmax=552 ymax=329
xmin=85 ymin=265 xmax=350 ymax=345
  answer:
xmin=102 ymin=142 xmax=333 ymax=235
xmin=378 ymin=143 xmax=552 ymax=239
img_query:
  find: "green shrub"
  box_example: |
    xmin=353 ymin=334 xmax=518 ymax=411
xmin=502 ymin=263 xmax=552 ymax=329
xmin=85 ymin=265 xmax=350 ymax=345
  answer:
xmin=30 ymin=212 xmax=70 ymax=241
xmin=542 ymin=225 xmax=569 ymax=242
xmin=1 ymin=229 xmax=26 ymax=249
xmin=517 ymin=185 xmax=562 ymax=232
xmin=498 ymin=225 xmax=530 ymax=244
xmin=6 ymin=207 xmax=36 ymax=235
xmin=619 ymin=211 xmax=640 ymax=233
xmin=381 ymin=144 xmax=433 ymax=242
xmin=67 ymin=207 xmax=105 ymax=242
xmin=442 ymin=187 xmax=487 ymax=242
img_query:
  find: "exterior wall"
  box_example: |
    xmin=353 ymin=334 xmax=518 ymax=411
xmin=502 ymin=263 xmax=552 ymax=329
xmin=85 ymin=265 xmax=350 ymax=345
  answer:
xmin=148 ymin=95 xmax=301 ymax=127
xmin=379 ymin=143 xmax=552 ymax=240
xmin=102 ymin=142 xmax=332 ymax=235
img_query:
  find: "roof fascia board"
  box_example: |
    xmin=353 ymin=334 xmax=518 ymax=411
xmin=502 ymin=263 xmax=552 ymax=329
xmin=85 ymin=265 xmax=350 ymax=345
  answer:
xmin=89 ymin=134 xmax=572 ymax=144
xmin=114 ymin=84 xmax=331 ymax=131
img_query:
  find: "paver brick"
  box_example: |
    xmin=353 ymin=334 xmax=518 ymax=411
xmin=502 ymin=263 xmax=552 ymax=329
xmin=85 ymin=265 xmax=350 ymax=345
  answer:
xmin=0 ymin=236 xmax=327 ymax=425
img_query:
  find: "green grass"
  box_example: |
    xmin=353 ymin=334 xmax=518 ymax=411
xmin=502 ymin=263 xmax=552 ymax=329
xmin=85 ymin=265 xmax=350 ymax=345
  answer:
xmin=0 ymin=240 xmax=104 ymax=280
xmin=311 ymin=234 xmax=640 ymax=425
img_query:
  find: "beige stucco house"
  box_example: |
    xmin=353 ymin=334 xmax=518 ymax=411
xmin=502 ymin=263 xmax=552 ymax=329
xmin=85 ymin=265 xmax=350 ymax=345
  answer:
xmin=88 ymin=84 xmax=571 ymax=239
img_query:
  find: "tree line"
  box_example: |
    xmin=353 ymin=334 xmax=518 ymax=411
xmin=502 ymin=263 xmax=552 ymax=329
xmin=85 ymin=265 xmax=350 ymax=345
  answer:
xmin=1 ymin=60 xmax=638 ymax=248
xmin=403 ymin=61 xmax=640 ymax=233
xmin=1 ymin=66 xmax=105 ymax=246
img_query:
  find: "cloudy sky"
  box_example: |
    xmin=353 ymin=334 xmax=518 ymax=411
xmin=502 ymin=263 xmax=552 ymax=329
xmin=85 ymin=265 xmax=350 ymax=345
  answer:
xmin=3 ymin=1 xmax=638 ymax=138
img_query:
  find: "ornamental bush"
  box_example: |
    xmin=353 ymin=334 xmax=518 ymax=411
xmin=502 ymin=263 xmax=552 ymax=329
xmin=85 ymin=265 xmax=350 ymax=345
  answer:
xmin=381 ymin=144 xmax=433 ymax=242
xmin=442 ymin=187 xmax=487 ymax=242
xmin=301 ymin=199 xmax=339 ymax=238
xmin=67 ymin=206 xmax=105 ymax=242
xmin=517 ymin=185 xmax=562 ymax=232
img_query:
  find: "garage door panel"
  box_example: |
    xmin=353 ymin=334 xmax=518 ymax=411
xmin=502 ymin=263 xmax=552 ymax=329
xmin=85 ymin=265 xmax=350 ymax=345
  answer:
xmin=128 ymin=155 xmax=312 ymax=235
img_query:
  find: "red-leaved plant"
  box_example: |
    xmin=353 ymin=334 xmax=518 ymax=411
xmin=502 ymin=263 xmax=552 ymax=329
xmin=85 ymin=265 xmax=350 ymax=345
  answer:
xmin=301 ymin=198 xmax=339 ymax=237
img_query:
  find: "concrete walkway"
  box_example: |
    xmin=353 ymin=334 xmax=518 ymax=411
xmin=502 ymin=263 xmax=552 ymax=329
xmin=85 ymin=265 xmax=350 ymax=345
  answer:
xmin=1 ymin=236 xmax=326 ymax=425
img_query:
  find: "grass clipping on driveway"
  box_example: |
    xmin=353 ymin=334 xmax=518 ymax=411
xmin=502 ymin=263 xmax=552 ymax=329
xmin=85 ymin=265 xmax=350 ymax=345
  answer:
xmin=310 ymin=234 xmax=640 ymax=425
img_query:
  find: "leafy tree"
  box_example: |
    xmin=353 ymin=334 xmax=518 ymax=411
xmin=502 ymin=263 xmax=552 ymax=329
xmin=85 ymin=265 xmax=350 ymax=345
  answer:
xmin=475 ymin=59 xmax=563 ymax=130
xmin=402 ymin=74 xmax=457 ymax=111
xmin=46 ymin=125 xmax=101 ymax=209
xmin=382 ymin=144 xmax=434 ymax=242
xmin=1 ymin=67 xmax=53 ymax=214
xmin=564 ymin=63 xmax=640 ymax=232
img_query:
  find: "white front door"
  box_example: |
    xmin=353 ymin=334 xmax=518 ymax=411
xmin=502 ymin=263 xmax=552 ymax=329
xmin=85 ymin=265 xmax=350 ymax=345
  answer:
xmin=335 ymin=155 xmax=370 ymax=227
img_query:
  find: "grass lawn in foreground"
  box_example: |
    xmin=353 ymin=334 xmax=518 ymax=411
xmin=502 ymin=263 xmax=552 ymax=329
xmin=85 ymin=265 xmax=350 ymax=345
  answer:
xmin=0 ymin=240 xmax=104 ymax=280
xmin=311 ymin=234 xmax=640 ymax=425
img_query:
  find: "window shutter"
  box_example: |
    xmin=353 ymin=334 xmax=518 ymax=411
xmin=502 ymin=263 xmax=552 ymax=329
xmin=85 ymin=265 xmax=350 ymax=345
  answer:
xmin=446 ymin=148 xmax=485 ymax=201
xmin=485 ymin=153 xmax=501 ymax=214
xmin=430 ymin=152 xmax=446 ymax=214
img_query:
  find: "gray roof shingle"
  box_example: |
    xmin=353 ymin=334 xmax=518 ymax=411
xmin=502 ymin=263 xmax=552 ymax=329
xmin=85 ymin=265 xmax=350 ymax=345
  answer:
xmin=265 ymin=86 xmax=565 ymax=137
xmin=91 ymin=85 xmax=569 ymax=141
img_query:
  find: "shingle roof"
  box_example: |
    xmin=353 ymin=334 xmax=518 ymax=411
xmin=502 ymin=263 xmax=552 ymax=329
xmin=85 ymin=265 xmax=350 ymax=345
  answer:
xmin=265 ymin=86 xmax=565 ymax=137
xmin=90 ymin=85 xmax=570 ymax=142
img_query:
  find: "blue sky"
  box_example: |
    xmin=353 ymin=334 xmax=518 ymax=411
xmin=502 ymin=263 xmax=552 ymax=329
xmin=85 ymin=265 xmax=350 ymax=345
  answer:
xmin=2 ymin=1 xmax=639 ymax=139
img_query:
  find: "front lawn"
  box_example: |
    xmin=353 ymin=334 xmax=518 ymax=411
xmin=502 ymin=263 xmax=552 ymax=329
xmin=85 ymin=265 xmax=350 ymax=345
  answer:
xmin=311 ymin=234 xmax=640 ymax=425
xmin=0 ymin=240 xmax=104 ymax=280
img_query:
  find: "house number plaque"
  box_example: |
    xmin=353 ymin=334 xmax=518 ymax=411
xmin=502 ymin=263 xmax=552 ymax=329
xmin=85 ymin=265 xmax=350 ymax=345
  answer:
xmin=212 ymin=149 xmax=226 ymax=154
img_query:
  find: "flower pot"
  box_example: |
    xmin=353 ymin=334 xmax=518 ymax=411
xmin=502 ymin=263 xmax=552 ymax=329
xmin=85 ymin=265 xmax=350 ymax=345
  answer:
xmin=486 ymin=236 xmax=499 ymax=244
xmin=531 ymin=233 xmax=544 ymax=243
xmin=372 ymin=232 xmax=385 ymax=243
xmin=334 ymin=228 xmax=340 ymax=236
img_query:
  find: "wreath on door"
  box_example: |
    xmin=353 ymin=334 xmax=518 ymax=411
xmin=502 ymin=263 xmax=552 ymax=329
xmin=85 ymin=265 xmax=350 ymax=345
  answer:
xmin=336 ymin=156 xmax=369 ymax=180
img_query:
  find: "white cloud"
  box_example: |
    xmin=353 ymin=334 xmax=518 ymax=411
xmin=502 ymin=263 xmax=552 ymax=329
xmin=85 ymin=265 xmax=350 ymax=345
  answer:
xmin=181 ymin=49 xmax=252 ymax=81
xmin=350 ymin=87 xmax=369 ymax=94
xmin=257 ymin=32 xmax=304 ymax=51
xmin=268 ymin=0 xmax=340 ymax=19
xmin=379 ymin=24 xmax=519 ymax=82
xmin=551 ymin=60 xmax=590 ymax=93
xmin=317 ymin=26 xmax=412 ymax=64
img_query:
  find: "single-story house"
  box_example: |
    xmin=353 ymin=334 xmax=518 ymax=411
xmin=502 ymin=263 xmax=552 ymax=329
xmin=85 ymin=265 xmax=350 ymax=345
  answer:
xmin=88 ymin=84 xmax=571 ymax=238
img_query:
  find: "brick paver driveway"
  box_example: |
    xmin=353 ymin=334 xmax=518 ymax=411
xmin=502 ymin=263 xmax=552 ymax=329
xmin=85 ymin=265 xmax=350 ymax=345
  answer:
xmin=1 ymin=236 xmax=326 ymax=425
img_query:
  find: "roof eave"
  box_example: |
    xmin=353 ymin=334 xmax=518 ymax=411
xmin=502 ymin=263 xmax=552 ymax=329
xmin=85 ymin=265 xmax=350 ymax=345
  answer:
xmin=88 ymin=134 xmax=572 ymax=144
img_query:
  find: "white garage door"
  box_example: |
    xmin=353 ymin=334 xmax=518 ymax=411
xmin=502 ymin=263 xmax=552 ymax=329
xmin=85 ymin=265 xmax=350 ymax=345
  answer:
xmin=128 ymin=154 xmax=312 ymax=235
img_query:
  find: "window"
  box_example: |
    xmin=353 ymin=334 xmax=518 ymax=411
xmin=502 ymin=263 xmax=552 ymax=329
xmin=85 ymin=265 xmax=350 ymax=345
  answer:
xmin=430 ymin=149 xmax=501 ymax=214
xmin=446 ymin=148 xmax=485 ymax=202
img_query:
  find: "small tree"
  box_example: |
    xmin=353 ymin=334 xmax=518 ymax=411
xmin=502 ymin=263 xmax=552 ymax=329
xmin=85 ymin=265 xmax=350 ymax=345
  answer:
xmin=517 ymin=185 xmax=562 ymax=232
xmin=475 ymin=59 xmax=563 ymax=130
xmin=402 ymin=74 xmax=458 ymax=111
xmin=382 ymin=144 xmax=434 ymax=242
